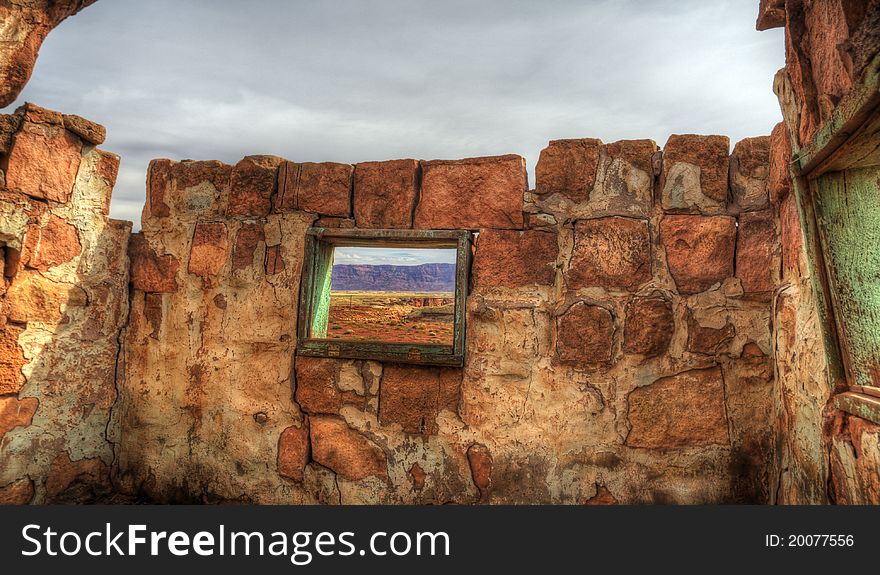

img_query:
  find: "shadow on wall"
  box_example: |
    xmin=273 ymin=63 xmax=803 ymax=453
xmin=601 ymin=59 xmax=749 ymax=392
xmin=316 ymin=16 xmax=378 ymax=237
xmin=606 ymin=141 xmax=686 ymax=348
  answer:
xmin=0 ymin=103 xmax=131 ymax=504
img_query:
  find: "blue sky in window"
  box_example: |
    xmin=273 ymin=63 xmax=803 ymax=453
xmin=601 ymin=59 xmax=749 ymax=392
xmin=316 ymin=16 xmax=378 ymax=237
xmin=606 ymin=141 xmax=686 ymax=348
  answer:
xmin=333 ymin=247 xmax=456 ymax=266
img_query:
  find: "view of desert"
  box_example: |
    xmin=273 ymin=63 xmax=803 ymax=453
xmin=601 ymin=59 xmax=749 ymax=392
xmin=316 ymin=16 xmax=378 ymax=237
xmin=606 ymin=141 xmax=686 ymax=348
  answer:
xmin=325 ymin=247 xmax=456 ymax=345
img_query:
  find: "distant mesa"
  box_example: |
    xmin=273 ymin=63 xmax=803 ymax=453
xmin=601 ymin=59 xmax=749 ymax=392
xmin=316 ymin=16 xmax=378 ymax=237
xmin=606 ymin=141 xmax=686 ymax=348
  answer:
xmin=331 ymin=263 xmax=455 ymax=292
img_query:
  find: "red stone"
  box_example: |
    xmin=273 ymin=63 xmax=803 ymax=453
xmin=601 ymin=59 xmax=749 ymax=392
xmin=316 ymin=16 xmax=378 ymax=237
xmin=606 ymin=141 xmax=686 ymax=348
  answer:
xmin=378 ymin=365 xmax=460 ymax=435
xmin=45 ymin=452 xmax=109 ymax=500
xmin=0 ymin=395 xmax=38 ymax=439
xmin=275 ymin=161 xmax=352 ymax=217
xmin=309 ymin=416 xmax=387 ymax=481
xmin=231 ymin=223 xmax=264 ymax=272
xmin=2 ymin=119 xmax=82 ymax=203
xmin=756 ymin=0 xmax=785 ymax=30
xmin=264 ymin=245 xmax=285 ymax=275
xmin=567 ymin=217 xmax=651 ymax=291
xmin=605 ymin=139 xmax=658 ymax=175
xmin=23 ymin=214 xmax=81 ymax=271
xmin=472 ymin=229 xmax=558 ymax=289
xmin=626 ymin=366 xmax=730 ymax=448
xmin=228 ymin=155 xmax=283 ymax=217
xmin=780 ymin=193 xmax=803 ymax=275
xmin=414 ymin=155 xmax=526 ymax=230
xmin=535 ymin=139 xmax=602 ymax=202
xmin=62 ymin=113 xmax=105 ymax=145
xmin=0 ymin=324 xmax=26 ymax=394
xmin=583 ymin=484 xmax=619 ymax=505
xmin=95 ymin=150 xmax=120 ymax=215
xmin=769 ymin=122 xmax=792 ymax=204
xmin=129 ymin=233 xmax=179 ymax=293
xmin=295 ymin=357 xmax=365 ymax=415
xmin=623 ymin=296 xmax=674 ymax=357
xmin=686 ymin=312 xmax=735 ymax=355
xmin=730 ymin=136 xmax=770 ymax=210
xmin=409 ymin=463 xmax=427 ymax=491
xmin=661 ymin=134 xmax=730 ymax=205
xmin=354 ymin=159 xmax=419 ymax=228
xmin=736 ymin=210 xmax=775 ymax=294
xmin=147 ymin=159 xmax=173 ymax=218
xmin=277 ymin=421 xmax=310 ymax=482
xmin=556 ymin=303 xmax=615 ymax=365
xmin=660 ymin=215 xmax=736 ymax=294
xmin=0 ymin=478 xmax=35 ymax=505
xmin=466 ymin=443 xmax=492 ymax=497
xmin=188 ymin=223 xmax=228 ymax=279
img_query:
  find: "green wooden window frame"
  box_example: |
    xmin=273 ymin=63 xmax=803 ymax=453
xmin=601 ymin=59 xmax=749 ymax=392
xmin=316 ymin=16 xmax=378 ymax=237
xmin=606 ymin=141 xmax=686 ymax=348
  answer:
xmin=296 ymin=227 xmax=472 ymax=367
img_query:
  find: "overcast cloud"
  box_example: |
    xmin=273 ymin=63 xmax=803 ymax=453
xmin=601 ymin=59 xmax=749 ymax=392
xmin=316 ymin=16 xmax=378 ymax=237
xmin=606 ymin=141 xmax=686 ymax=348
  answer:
xmin=6 ymin=0 xmax=784 ymax=228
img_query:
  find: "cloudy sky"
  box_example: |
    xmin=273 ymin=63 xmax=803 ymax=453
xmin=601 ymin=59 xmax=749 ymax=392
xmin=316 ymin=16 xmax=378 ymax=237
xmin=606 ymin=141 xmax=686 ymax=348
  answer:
xmin=7 ymin=0 xmax=784 ymax=229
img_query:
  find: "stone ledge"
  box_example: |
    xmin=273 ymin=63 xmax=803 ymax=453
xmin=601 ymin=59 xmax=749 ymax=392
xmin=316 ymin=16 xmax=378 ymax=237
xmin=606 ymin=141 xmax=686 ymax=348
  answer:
xmin=835 ymin=391 xmax=880 ymax=425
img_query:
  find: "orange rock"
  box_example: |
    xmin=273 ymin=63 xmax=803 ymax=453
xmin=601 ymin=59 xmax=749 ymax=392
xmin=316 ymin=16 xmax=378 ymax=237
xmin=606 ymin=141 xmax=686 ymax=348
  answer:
xmin=626 ymin=366 xmax=730 ymax=448
xmin=231 ymin=223 xmax=264 ymax=272
xmin=660 ymin=215 xmax=736 ymax=294
xmin=5 ymin=269 xmax=79 ymax=324
xmin=188 ymin=222 xmax=228 ymax=279
xmin=23 ymin=213 xmax=81 ymax=271
xmin=129 ymin=233 xmax=179 ymax=292
xmin=409 ymin=462 xmax=427 ymax=491
xmin=661 ymin=134 xmax=729 ymax=211
xmin=228 ymin=155 xmax=283 ymax=217
xmin=730 ymin=136 xmax=770 ymax=211
xmin=535 ymin=138 xmax=602 ymax=202
xmin=623 ymin=296 xmax=674 ymax=358
xmin=0 ymin=323 xmax=26 ymax=394
xmin=45 ymin=452 xmax=109 ymax=500
xmin=0 ymin=395 xmax=38 ymax=439
xmin=3 ymin=116 xmax=82 ymax=203
xmin=780 ymin=193 xmax=803 ymax=275
xmin=583 ymin=483 xmax=618 ymax=505
xmin=556 ymin=302 xmax=615 ymax=365
xmin=472 ymin=229 xmax=557 ymax=289
xmin=567 ymin=217 xmax=651 ymax=291
xmin=0 ymin=478 xmax=35 ymax=505
xmin=274 ymin=161 xmax=352 ymax=217
xmin=277 ymin=421 xmax=310 ymax=482
xmin=769 ymin=122 xmax=792 ymax=204
xmin=147 ymin=159 xmax=173 ymax=218
xmin=466 ymin=443 xmax=492 ymax=497
xmin=414 ymin=155 xmax=526 ymax=230
xmin=62 ymin=113 xmax=105 ymax=145
xmin=353 ymin=159 xmax=419 ymax=228
xmin=309 ymin=416 xmax=387 ymax=481
xmin=686 ymin=311 xmax=735 ymax=355
xmin=264 ymin=244 xmax=284 ymax=275
xmin=295 ymin=357 xmax=365 ymax=415
xmin=736 ymin=210 xmax=775 ymax=294
xmin=378 ymin=364 xmax=460 ymax=435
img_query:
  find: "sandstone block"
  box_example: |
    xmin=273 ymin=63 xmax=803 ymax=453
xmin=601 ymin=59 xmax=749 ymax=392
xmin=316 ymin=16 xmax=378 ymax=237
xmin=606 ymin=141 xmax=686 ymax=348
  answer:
xmin=354 ymin=159 xmax=419 ymax=228
xmin=467 ymin=443 xmax=493 ymax=497
xmin=264 ymin=244 xmax=285 ymax=275
xmin=3 ymin=120 xmax=82 ymax=203
xmin=414 ymin=155 xmax=526 ymax=229
xmin=378 ymin=365 xmax=460 ymax=434
xmin=228 ymin=155 xmax=283 ymax=217
xmin=0 ymin=395 xmax=38 ymax=439
xmin=5 ymin=269 xmax=81 ymax=324
xmin=129 ymin=233 xmax=179 ymax=293
xmin=277 ymin=422 xmax=310 ymax=482
xmin=295 ymin=357 xmax=365 ymax=415
xmin=556 ymin=302 xmax=615 ymax=365
xmin=188 ymin=222 xmax=229 ymax=279
xmin=626 ymin=366 xmax=730 ymax=448
xmin=567 ymin=217 xmax=651 ymax=291
xmin=231 ymin=223 xmax=265 ymax=272
xmin=45 ymin=453 xmax=109 ymax=500
xmin=0 ymin=324 xmax=26 ymax=394
xmin=623 ymin=296 xmax=674 ymax=357
xmin=22 ymin=213 xmax=81 ymax=271
xmin=309 ymin=416 xmax=387 ymax=481
xmin=686 ymin=311 xmax=735 ymax=355
xmin=660 ymin=215 xmax=736 ymax=294
xmin=730 ymin=136 xmax=770 ymax=210
xmin=780 ymin=193 xmax=803 ymax=275
xmin=769 ymin=122 xmax=792 ymax=203
xmin=0 ymin=478 xmax=35 ymax=505
xmin=661 ymin=134 xmax=729 ymax=213
xmin=62 ymin=114 xmax=105 ymax=145
xmin=535 ymin=139 xmax=602 ymax=202
xmin=472 ymin=229 xmax=557 ymax=289
xmin=736 ymin=210 xmax=775 ymax=294
xmin=276 ymin=161 xmax=352 ymax=217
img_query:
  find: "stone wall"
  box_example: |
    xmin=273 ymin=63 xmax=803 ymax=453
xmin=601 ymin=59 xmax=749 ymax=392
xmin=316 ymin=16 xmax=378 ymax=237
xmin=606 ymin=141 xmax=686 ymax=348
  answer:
xmin=114 ymin=134 xmax=781 ymax=504
xmin=0 ymin=103 xmax=130 ymax=504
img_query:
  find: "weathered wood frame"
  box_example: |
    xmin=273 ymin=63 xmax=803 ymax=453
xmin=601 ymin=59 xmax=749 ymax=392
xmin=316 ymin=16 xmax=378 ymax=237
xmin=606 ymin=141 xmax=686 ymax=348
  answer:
xmin=296 ymin=227 xmax=472 ymax=367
